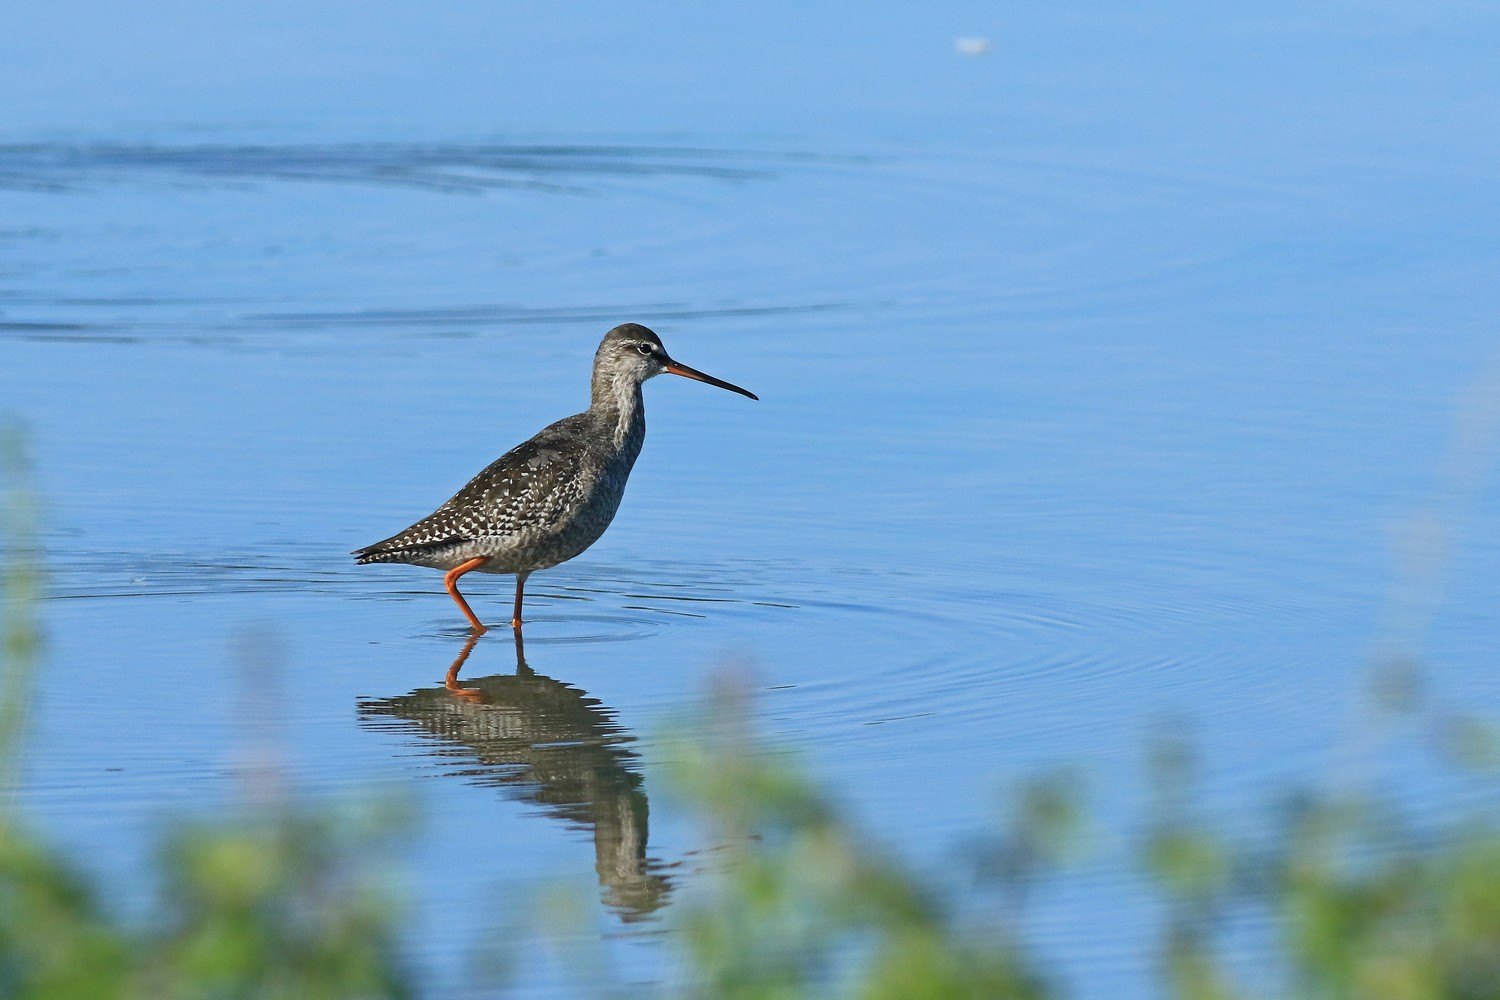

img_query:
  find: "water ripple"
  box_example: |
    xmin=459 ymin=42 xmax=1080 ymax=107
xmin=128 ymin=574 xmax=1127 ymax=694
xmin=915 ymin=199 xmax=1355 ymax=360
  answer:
xmin=0 ymin=141 xmax=808 ymax=195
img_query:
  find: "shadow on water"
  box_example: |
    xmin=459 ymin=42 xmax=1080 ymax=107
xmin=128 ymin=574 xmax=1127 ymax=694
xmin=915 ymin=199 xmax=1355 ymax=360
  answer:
xmin=356 ymin=630 xmax=672 ymax=923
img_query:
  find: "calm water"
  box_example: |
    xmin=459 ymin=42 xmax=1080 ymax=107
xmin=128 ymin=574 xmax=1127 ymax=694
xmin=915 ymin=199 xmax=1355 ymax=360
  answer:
xmin=4 ymin=2 xmax=1500 ymax=996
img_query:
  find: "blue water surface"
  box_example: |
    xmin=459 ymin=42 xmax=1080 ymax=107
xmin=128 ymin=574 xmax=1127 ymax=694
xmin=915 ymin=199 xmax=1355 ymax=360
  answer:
xmin=3 ymin=1 xmax=1500 ymax=996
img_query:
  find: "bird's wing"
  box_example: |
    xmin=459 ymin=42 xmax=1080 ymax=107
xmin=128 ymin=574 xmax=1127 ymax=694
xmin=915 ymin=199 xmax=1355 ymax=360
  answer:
xmin=354 ymin=417 xmax=593 ymax=558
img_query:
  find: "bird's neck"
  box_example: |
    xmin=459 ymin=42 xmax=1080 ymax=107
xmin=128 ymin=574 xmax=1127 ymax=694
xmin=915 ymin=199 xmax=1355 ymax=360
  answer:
xmin=590 ymin=372 xmax=646 ymax=451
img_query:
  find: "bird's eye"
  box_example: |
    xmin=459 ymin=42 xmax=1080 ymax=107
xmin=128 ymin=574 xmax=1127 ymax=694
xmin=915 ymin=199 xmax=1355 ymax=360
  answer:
xmin=635 ymin=343 xmax=654 ymax=356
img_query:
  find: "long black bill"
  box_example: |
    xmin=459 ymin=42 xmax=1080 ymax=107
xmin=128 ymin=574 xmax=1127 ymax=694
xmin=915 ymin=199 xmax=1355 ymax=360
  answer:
xmin=660 ymin=357 xmax=759 ymax=400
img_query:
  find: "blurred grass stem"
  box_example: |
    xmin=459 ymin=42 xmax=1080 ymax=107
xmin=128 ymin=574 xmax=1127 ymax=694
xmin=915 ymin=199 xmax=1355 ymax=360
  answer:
xmin=0 ymin=424 xmax=41 ymax=822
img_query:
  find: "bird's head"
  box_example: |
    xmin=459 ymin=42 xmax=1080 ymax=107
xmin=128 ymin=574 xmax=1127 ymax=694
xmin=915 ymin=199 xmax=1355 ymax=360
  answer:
xmin=594 ymin=323 xmax=758 ymax=400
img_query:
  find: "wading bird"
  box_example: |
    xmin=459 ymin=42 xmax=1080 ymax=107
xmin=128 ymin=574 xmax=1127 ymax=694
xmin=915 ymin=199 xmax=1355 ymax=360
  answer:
xmin=355 ymin=323 xmax=757 ymax=631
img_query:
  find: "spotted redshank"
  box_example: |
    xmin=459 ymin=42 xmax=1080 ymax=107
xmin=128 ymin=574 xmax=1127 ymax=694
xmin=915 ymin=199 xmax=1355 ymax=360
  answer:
xmin=354 ymin=323 xmax=757 ymax=631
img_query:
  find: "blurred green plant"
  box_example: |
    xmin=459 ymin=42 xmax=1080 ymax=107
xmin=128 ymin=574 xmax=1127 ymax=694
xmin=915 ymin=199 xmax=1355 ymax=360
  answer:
xmin=0 ymin=424 xmax=40 ymax=786
xmin=658 ymin=680 xmax=1500 ymax=1000
xmin=1145 ymin=732 xmax=1500 ymax=1000
xmin=0 ymin=429 xmax=413 ymax=1000
xmin=659 ymin=675 xmax=1077 ymax=1000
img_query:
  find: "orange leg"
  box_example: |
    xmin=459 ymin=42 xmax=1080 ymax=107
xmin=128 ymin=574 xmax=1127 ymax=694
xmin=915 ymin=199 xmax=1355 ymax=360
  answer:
xmin=511 ymin=571 xmax=530 ymax=630
xmin=444 ymin=556 xmax=490 ymax=632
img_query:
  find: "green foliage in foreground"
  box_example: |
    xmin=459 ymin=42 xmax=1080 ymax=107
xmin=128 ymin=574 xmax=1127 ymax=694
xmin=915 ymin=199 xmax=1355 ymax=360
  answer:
xmin=1146 ymin=750 xmax=1500 ymax=1000
xmin=659 ymin=679 xmax=1078 ymax=1000
xmin=5 ymin=427 xmax=1500 ymax=999
xmin=0 ymin=810 xmax=410 ymax=1000
xmin=1 ymin=432 xmax=410 ymax=1000
xmin=658 ymin=686 xmax=1500 ymax=1000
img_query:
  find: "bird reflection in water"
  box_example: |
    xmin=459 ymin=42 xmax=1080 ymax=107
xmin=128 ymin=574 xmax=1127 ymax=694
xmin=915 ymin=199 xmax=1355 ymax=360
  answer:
xmin=357 ymin=631 xmax=672 ymax=921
